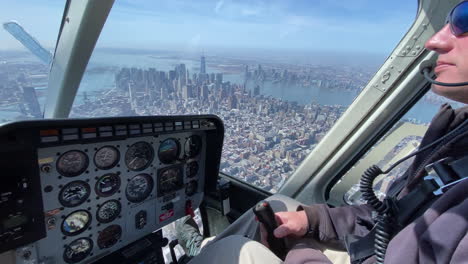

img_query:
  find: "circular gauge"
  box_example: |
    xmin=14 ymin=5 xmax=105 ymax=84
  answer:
xmin=97 ymin=225 xmax=122 ymax=249
xmin=63 ymin=237 xmax=93 ymax=264
xmin=61 ymin=210 xmax=92 ymax=236
xmin=94 ymin=146 xmax=120 ymax=170
xmin=126 ymin=174 xmax=154 ymax=203
xmin=57 ymin=150 xmax=89 ymax=177
xmin=186 ymin=161 xmax=199 ymax=178
xmin=125 ymin=142 xmax=154 ymax=171
xmin=95 ymin=173 xmax=121 ymax=197
xmin=184 ymin=135 xmax=202 ymax=158
xmin=158 ymin=138 xmax=180 ymax=164
xmin=185 ymin=180 xmax=198 ymax=197
xmin=96 ymin=200 xmax=121 ymax=223
xmin=59 ymin=181 xmax=91 ymax=207
xmin=158 ymin=167 xmax=183 ymax=197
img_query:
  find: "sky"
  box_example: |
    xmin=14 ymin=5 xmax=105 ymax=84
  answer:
xmin=0 ymin=0 xmax=417 ymax=57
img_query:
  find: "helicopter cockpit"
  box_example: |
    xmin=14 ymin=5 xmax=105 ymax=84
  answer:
xmin=0 ymin=0 xmax=464 ymax=263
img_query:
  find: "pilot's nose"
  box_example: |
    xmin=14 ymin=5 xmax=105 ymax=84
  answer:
xmin=425 ymin=24 xmax=454 ymax=54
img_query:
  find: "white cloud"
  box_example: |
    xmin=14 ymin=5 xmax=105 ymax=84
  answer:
xmin=241 ymin=8 xmax=261 ymax=16
xmin=214 ymin=0 xmax=225 ymax=14
xmin=213 ymin=0 xmax=270 ymax=17
xmin=188 ymin=34 xmax=201 ymax=48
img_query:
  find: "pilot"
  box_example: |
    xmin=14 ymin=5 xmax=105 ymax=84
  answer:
xmin=176 ymin=1 xmax=468 ymax=263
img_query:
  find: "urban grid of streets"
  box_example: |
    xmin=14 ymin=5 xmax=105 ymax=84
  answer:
xmin=72 ymin=57 xmax=355 ymax=193
xmin=1 ymin=52 xmax=439 ymax=193
xmin=0 ymin=52 xmax=439 ymax=261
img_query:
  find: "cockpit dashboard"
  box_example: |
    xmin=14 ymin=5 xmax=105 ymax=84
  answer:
xmin=0 ymin=115 xmax=224 ymax=264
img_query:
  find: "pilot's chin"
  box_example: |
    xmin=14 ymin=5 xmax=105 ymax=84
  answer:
xmin=431 ymin=83 xmax=441 ymax=94
xmin=430 ymin=80 xmax=449 ymax=96
xmin=431 ymin=80 xmax=468 ymax=103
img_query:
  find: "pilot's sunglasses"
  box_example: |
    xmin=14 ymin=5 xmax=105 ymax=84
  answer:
xmin=447 ymin=1 xmax=468 ymax=36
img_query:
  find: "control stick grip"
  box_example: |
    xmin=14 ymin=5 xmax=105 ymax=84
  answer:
xmin=252 ymin=201 xmax=287 ymax=259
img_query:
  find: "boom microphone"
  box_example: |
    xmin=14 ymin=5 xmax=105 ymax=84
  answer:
xmin=420 ymin=60 xmax=468 ymax=87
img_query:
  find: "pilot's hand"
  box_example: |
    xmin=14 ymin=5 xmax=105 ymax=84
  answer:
xmin=259 ymin=211 xmax=308 ymax=248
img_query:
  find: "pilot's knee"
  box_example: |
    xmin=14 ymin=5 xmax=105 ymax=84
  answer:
xmin=190 ymin=235 xmax=281 ymax=264
xmin=204 ymin=235 xmax=254 ymax=251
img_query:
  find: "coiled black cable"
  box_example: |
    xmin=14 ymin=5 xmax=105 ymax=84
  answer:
xmin=360 ymin=165 xmax=385 ymax=214
xmin=359 ymin=119 xmax=468 ymax=263
xmin=360 ymin=166 xmax=390 ymax=264
xmin=374 ymin=213 xmax=393 ymax=264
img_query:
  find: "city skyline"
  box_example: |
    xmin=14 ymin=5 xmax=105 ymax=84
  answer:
xmin=0 ymin=48 xmax=452 ymax=192
xmin=72 ymin=56 xmax=352 ymax=192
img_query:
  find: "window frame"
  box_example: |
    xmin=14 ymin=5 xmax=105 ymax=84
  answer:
xmin=325 ymin=83 xmax=431 ymax=206
xmin=281 ymin=0 xmax=455 ymax=205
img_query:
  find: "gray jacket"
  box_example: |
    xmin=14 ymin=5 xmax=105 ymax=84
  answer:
xmin=291 ymin=104 xmax=468 ymax=263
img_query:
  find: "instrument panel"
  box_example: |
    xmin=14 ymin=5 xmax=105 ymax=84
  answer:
xmin=0 ymin=116 xmax=224 ymax=264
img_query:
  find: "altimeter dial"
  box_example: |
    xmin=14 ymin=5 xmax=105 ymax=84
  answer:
xmin=96 ymin=199 xmax=121 ymax=223
xmin=94 ymin=146 xmax=120 ymax=170
xmin=126 ymin=173 xmax=154 ymax=203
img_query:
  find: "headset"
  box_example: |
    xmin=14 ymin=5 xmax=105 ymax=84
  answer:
xmin=420 ymin=60 xmax=468 ymax=86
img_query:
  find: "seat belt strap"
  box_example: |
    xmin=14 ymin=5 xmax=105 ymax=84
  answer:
xmin=345 ymin=227 xmax=377 ymax=264
xmin=395 ymin=155 xmax=468 ymax=226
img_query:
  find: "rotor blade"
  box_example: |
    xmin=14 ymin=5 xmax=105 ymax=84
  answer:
xmin=3 ymin=21 xmax=53 ymax=65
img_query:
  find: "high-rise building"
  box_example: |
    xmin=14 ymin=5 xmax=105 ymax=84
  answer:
xmin=161 ymin=85 xmax=168 ymax=100
xmin=215 ymin=73 xmax=223 ymax=85
xmin=254 ymin=85 xmax=260 ymax=96
xmin=128 ymin=83 xmax=136 ymax=111
xmin=210 ymin=73 xmax=215 ymax=83
xmin=176 ymin=64 xmax=186 ymax=86
xmin=244 ymin=65 xmax=249 ymax=81
xmin=169 ymin=70 xmax=176 ymax=81
xmin=229 ymin=95 xmax=238 ymax=109
xmin=22 ymin=86 xmax=41 ymax=118
xmin=201 ymin=84 xmax=209 ymax=101
xmin=200 ymin=55 xmax=206 ymax=74
xmin=182 ymin=84 xmax=194 ymax=100
xmin=198 ymin=73 xmax=208 ymax=83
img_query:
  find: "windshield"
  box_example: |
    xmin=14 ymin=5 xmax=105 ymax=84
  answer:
xmin=74 ymin=0 xmax=418 ymax=193
xmin=0 ymin=0 xmax=64 ymax=122
xmin=1 ymin=0 xmax=418 ymax=193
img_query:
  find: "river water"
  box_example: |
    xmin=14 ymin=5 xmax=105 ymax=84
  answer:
xmin=1 ymin=51 xmax=447 ymax=123
xmin=80 ymin=51 xmax=442 ymax=123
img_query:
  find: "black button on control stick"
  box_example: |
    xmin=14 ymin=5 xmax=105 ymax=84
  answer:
xmin=252 ymin=200 xmax=287 ymax=260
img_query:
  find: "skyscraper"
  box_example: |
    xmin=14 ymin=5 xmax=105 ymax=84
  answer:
xmin=201 ymin=84 xmax=209 ymax=101
xmin=254 ymin=85 xmax=260 ymax=96
xmin=169 ymin=70 xmax=176 ymax=81
xmin=200 ymin=55 xmax=206 ymax=74
xmin=215 ymin=73 xmax=223 ymax=85
xmin=210 ymin=73 xmax=215 ymax=83
xmin=183 ymin=84 xmax=193 ymax=100
xmin=176 ymin=64 xmax=187 ymax=87
xmin=229 ymin=95 xmax=238 ymax=109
